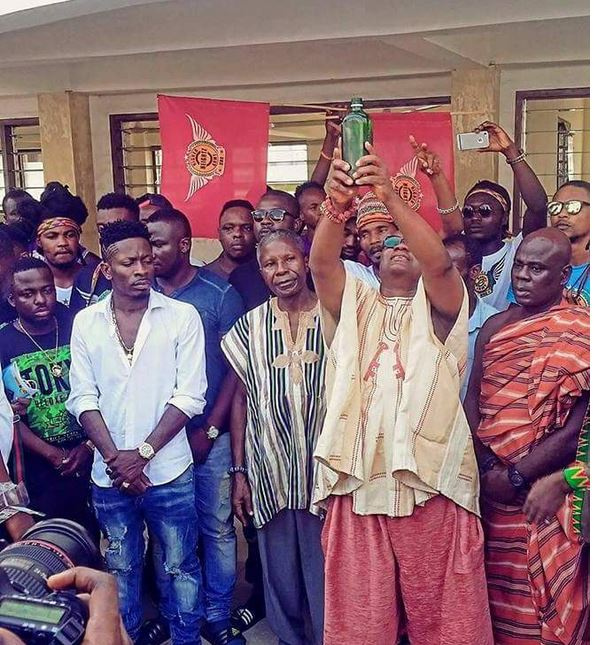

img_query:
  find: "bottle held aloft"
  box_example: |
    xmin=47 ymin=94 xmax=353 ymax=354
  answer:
xmin=342 ymin=97 xmax=373 ymax=172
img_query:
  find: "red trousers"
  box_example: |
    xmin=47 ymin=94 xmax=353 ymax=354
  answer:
xmin=321 ymin=494 xmax=494 ymax=645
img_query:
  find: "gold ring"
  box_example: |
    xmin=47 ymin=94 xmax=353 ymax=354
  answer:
xmin=122 ymin=481 xmax=130 ymax=489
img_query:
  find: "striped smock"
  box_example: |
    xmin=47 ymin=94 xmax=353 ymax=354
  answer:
xmin=221 ymin=298 xmax=327 ymax=528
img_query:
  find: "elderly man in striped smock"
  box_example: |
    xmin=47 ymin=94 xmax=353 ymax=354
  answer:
xmin=222 ymin=229 xmax=326 ymax=645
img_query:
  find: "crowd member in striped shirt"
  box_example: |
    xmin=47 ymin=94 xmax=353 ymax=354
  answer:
xmin=222 ymin=229 xmax=326 ymax=645
xmin=465 ymin=227 xmax=589 ymax=644
xmin=311 ymin=144 xmax=492 ymax=645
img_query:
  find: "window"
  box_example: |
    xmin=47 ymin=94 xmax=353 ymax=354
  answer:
xmin=110 ymin=97 xmax=451 ymax=198
xmin=514 ymin=88 xmax=589 ymax=230
xmin=0 ymin=119 xmax=44 ymax=211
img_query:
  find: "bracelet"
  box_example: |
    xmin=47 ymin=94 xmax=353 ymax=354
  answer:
xmin=437 ymin=201 xmax=460 ymax=216
xmin=563 ymin=463 xmax=589 ymax=491
xmin=320 ymin=150 xmax=332 ymax=161
xmin=12 ymin=414 xmax=20 ymax=424
xmin=506 ymin=150 xmax=526 ymax=165
xmin=84 ymin=440 xmax=95 ymax=454
xmin=228 ymin=465 xmax=248 ymax=475
xmin=320 ymin=196 xmax=355 ymax=224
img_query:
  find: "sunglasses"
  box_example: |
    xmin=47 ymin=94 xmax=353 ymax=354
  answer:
xmin=462 ymin=204 xmax=493 ymax=219
xmin=251 ymin=208 xmax=292 ymax=222
xmin=383 ymin=235 xmax=404 ymax=249
xmin=547 ymin=200 xmax=590 ymax=217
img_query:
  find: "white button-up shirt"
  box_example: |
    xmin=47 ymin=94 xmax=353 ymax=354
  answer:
xmin=66 ymin=290 xmax=207 ymax=487
xmin=0 ymin=381 xmax=13 ymax=468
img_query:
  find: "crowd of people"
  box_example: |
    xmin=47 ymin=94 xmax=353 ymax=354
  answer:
xmin=0 ymin=119 xmax=589 ymax=645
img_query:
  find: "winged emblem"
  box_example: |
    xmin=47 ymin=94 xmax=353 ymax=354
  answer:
xmin=183 ymin=114 xmax=226 ymax=201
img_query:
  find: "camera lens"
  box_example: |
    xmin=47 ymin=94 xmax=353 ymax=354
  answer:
xmin=0 ymin=519 xmax=99 ymax=597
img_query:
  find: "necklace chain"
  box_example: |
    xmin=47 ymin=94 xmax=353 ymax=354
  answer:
xmin=110 ymin=299 xmax=135 ymax=363
xmin=16 ymin=317 xmax=63 ymax=378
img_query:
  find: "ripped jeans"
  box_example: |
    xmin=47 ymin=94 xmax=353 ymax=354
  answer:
xmin=92 ymin=467 xmax=202 ymax=644
xmin=154 ymin=433 xmax=236 ymax=624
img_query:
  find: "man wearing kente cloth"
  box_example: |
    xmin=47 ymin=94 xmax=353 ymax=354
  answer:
xmin=465 ymin=228 xmax=589 ymax=645
xmin=311 ymin=143 xmax=492 ymax=645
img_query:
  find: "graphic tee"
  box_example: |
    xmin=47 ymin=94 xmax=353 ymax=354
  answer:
xmin=0 ymin=305 xmax=83 ymax=445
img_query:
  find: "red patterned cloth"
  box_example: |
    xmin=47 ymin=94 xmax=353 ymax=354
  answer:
xmin=478 ymin=305 xmax=590 ymax=644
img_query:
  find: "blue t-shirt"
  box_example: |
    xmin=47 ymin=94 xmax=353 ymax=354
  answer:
xmin=156 ymin=267 xmax=245 ymax=429
xmin=564 ymin=263 xmax=590 ymax=306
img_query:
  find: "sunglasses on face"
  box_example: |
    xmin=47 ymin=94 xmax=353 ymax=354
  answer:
xmin=547 ymin=200 xmax=590 ymax=217
xmin=251 ymin=208 xmax=291 ymax=222
xmin=462 ymin=204 xmax=494 ymax=219
xmin=383 ymin=235 xmax=404 ymax=249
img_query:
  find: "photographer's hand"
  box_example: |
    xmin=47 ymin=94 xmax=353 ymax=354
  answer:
xmin=47 ymin=567 xmax=132 ymax=645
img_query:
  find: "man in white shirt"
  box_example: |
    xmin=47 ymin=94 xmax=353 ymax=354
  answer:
xmin=66 ymin=220 xmax=207 ymax=645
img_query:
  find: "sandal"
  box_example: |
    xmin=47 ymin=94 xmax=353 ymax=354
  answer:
xmin=201 ymin=620 xmax=246 ymax=645
xmin=230 ymin=604 xmax=266 ymax=633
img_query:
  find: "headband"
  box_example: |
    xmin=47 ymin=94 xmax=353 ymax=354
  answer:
xmin=466 ymin=188 xmax=509 ymax=213
xmin=355 ymin=191 xmax=394 ymax=230
xmin=37 ymin=217 xmax=81 ymax=238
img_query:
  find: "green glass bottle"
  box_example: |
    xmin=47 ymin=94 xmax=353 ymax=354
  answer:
xmin=342 ymin=97 xmax=373 ymax=172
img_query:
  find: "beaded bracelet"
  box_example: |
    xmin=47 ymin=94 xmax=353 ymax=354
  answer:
xmin=437 ymin=201 xmax=460 ymax=216
xmin=320 ymin=196 xmax=355 ymax=224
xmin=506 ymin=150 xmax=527 ymax=165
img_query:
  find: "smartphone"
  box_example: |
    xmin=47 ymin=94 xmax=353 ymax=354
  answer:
xmin=456 ymin=130 xmax=490 ymax=151
xmin=2 ymin=363 xmax=38 ymax=401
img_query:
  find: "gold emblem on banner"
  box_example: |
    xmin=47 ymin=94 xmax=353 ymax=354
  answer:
xmin=390 ymin=156 xmax=423 ymax=211
xmin=184 ymin=114 xmax=226 ymax=201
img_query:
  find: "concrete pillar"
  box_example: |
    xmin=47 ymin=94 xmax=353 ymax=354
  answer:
xmin=38 ymin=92 xmax=97 ymax=252
xmin=451 ymin=66 xmax=501 ymax=203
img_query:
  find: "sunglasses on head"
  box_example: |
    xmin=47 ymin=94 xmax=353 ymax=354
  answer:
xmin=547 ymin=200 xmax=590 ymax=217
xmin=462 ymin=204 xmax=494 ymax=219
xmin=383 ymin=235 xmax=404 ymax=249
xmin=251 ymin=208 xmax=291 ymax=222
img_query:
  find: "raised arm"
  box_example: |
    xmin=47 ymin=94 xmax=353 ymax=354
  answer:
xmin=310 ymin=112 xmax=341 ymax=186
xmin=354 ymin=143 xmax=464 ymax=320
xmin=310 ymin=146 xmax=356 ymax=323
xmin=409 ymin=135 xmax=463 ymax=237
xmin=476 ymin=121 xmax=547 ymax=235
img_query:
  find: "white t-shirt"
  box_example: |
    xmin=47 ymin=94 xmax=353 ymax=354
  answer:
xmin=344 ymin=260 xmax=380 ymax=289
xmin=474 ymin=233 xmax=522 ymax=312
xmin=55 ymin=285 xmax=73 ymax=307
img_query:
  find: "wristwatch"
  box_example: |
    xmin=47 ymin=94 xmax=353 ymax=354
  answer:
xmin=138 ymin=442 xmax=156 ymax=461
xmin=507 ymin=466 xmax=528 ymax=489
xmin=205 ymin=425 xmax=220 ymax=441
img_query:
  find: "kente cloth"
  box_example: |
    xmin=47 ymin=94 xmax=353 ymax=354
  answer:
xmin=478 ymin=305 xmax=590 ymax=644
xmin=314 ymin=271 xmax=480 ymax=517
xmin=36 ymin=217 xmax=81 ymax=237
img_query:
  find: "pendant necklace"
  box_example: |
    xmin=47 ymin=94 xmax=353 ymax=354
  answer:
xmin=110 ymin=299 xmax=135 ymax=364
xmin=16 ymin=317 xmax=62 ymax=378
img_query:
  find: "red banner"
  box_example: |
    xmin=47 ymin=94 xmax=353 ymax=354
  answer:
xmin=158 ymin=95 xmax=269 ymax=238
xmin=370 ymin=112 xmax=454 ymax=232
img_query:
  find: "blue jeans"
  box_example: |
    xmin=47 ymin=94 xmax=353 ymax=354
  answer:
xmin=195 ymin=432 xmax=236 ymax=623
xmin=92 ymin=467 xmax=202 ymax=645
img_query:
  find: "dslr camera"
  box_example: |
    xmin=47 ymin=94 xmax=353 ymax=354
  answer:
xmin=0 ymin=518 xmax=99 ymax=644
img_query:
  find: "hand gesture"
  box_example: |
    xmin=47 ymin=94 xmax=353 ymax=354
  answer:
xmin=353 ymin=142 xmax=394 ymax=205
xmin=326 ymin=143 xmax=357 ymax=210
xmin=476 ymin=121 xmax=515 ymax=154
xmin=409 ymin=135 xmax=442 ymax=177
xmin=60 ymin=443 xmax=93 ymax=478
xmin=48 ymin=567 xmax=132 ymax=645
xmin=106 ymin=450 xmax=152 ymax=494
xmin=324 ymin=110 xmax=342 ymax=141
xmin=232 ymin=472 xmax=253 ymax=527
xmin=11 ymin=397 xmax=30 ymax=417
xmin=522 ymin=472 xmax=569 ymax=525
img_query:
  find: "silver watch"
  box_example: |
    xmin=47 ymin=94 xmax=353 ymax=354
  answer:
xmin=138 ymin=442 xmax=156 ymax=461
xmin=205 ymin=425 xmax=220 ymax=441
